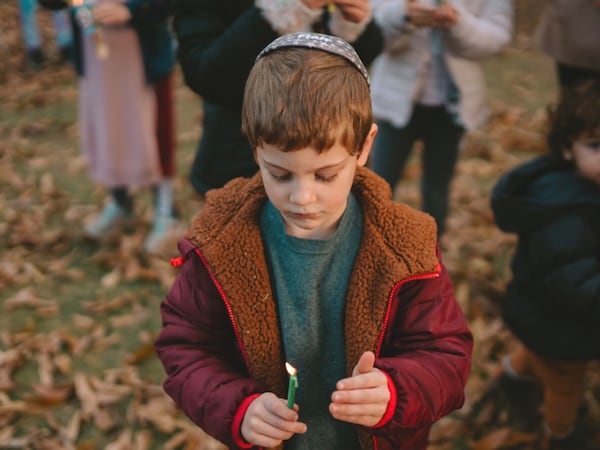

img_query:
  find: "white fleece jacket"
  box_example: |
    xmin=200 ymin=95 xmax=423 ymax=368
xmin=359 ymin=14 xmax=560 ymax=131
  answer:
xmin=370 ymin=0 xmax=513 ymax=130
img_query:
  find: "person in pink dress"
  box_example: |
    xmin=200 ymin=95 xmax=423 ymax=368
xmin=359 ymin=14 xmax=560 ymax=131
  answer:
xmin=40 ymin=0 xmax=180 ymax=253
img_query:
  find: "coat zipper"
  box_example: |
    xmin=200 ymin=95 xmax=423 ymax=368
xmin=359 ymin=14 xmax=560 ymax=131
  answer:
xmin=192 ymin=249 xmax=440 ymax=450
xmin=371 ymin=263 xmax=441 ymax=450
xmin=193 ymin=248 xmax=250 ymax=370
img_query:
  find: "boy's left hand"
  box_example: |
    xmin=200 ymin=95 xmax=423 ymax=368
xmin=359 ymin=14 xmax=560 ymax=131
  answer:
xmin=329 ymin=351 xmax=390 ymax=427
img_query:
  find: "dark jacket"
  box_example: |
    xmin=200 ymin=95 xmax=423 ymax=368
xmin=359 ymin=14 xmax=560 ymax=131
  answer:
xmin=491 ymin=155 xmax=600 ymax=360
xmin=155 ymin=167 xmax=473 ymax=450
xmin=170 ymin=0 xmax=383 ymax=106
xmin=169 ymin=0 xmax=384 ymax=195
xmin=38 ymin=0 xmax=175 ymax=83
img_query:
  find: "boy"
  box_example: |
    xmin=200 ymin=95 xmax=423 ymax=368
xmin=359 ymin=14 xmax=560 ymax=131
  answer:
xmin=155 ymin=32 xmax=472 ymax=450
xmin=487 ymin=79 xmax=600 ymax=450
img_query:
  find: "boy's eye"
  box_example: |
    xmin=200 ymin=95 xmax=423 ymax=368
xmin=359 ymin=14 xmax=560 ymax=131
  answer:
xmin=316 ymin=173 xmax=338 ymax=183
xmin=587 ymin=140 xmax=600 ymax=151
xmin=268 ymin=171 xmax=338 ymax=183
xmin=270 ymin=171 xmax=291 ymax=182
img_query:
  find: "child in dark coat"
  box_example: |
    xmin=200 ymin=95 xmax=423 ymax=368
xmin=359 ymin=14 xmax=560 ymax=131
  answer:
xmin=490 ymin=79 xmax=600 ymax=450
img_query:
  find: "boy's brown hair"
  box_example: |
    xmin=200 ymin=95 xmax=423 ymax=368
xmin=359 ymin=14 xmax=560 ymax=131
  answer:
xmin=241 ymin=47 xmax=372 ymax=156
xmin=547 ymin=78 xmax=600 ymax=163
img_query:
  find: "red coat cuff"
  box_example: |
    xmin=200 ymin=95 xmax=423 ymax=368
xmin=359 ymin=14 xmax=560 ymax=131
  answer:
xmin=372 ymin=371 xmax=397 ymax=429
xmin=231 ymin=393 xmax=262 ymax=448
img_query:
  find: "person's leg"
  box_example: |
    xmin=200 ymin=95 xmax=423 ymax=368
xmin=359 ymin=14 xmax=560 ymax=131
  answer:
xmin=18 ymin=0 xmax=45 ymax=68
xmin=420 ymin=106 xmax=464 ymax=235
xmin=528 ymin=352 xmax=589 ymax=437
xmin=51 ymin=9 xmax=73 ymax=61
xmin=144 ymin=178 xmax=186 ymax=253
xmin=369 ymin=118 xmax=417 ymax=195
xmin=19 ymin=0 xmax=40 ymax=50
xmin=154 ymin=72 xmax=176 ymax=180
xmin=189 ymin=101 xmax=257 ymax=195
xmin=475 ymin=342 xmax=543 ymax=431
xmin=85 ymin=187 xmax=133 ymax=239
xmin=111 ymin=187 xmax=133 ymax=212
xmin=144 ymin=73 xmax=185 ymax=253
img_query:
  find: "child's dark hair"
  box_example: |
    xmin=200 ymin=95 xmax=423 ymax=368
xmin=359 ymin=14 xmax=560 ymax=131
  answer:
xmin=547 ymin=79 xmax=600 ymax=162
xmin=241 ymin=47 xmax=372 ymax=156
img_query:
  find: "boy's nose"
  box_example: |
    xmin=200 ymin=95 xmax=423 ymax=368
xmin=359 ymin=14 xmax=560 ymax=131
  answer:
xmin=289 ymin=180 xmax=315 ymax=205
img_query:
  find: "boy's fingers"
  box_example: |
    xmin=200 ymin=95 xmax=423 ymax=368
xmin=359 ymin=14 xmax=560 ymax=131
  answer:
xmin=332 ymin=382 xmax=388 ymax=403
xmin=353 ymin=350 xmax=375 ymax=376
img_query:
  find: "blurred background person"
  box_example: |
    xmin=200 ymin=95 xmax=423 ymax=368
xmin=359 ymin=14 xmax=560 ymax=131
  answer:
xmin=39 ymin=0 xmax=179 ymax=253
xmin=489 ymin=79 xmax=600 ymax=450
xmin=19 ymin=0 xmax=72 ymax=70
xmin=368 ymin=0 xmax=513 ymax=235
xmin=533 ymin=0 xmax=600 ymax=90
xmin=169 ymin=0 xmax=383 ymax=196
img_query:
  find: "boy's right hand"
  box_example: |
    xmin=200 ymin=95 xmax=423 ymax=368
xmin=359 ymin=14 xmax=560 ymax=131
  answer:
xmin=241 ymin=392 xmax=307 ymax=447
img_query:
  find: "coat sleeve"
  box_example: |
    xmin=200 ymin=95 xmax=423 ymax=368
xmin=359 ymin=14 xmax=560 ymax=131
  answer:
xmin=444 ymin=0 xmax=513 ymax=59
xmin=373 ymin=260 xmax=473 ymax=444
xmin=526 ymin=214 xmax=600 ymax=321
xmin=154 ymin=249 xmax=264 ymax=449
xmin=371 ymin=0 xmax=410 ymax=43
xmin=125 ymin=0 xmax=171 ymax=25
xmin=170 ymin=2 xmax=279 ymax=104
xmin=343 ymin=18 xmax=384 ymax=67
xmin=171 ymin=1 xmax=382 ymax=105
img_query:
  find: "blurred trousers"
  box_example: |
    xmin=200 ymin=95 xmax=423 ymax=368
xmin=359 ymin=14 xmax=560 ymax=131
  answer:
xmin=510 ymin=342 xmax=589 ymax=435
xmin=154 ymin=72 xmax=176 ymax=178
xmin=370 ymin=104 xmax=464 ymax=235
xmin=19 ymin=0 xmax=72 ymax=50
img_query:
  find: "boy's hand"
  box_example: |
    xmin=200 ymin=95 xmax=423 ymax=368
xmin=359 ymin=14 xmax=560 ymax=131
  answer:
xmin=329 ymin=351 xmax=390 ymax=427
xmin=333 ymin=0 xmax=371 ymax=23
xmin=93 ymin=2 xmax=132 ymax=25
xmin=241 ymin=392 xmax=307 ymax=447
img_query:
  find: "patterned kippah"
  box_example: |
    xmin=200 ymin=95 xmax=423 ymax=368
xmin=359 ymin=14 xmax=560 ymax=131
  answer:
xmin=256 ymin=32 xmax=370 ymax=85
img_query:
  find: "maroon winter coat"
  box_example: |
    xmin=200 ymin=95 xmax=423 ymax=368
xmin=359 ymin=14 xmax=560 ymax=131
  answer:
xmin=155 ymin=167 xmax=473 ymax=450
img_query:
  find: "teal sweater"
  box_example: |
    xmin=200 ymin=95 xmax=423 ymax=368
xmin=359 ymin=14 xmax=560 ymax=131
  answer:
xmin=260 ymin=194 xmax=363 ymax=450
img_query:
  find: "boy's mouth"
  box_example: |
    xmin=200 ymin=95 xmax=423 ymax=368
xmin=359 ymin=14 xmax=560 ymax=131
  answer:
xmin=289 ymin=212 xmax=318 ymax=220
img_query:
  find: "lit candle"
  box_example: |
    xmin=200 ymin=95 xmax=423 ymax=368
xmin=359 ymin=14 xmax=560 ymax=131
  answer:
xmin=285 ymin=362 xmax=298 ymax=409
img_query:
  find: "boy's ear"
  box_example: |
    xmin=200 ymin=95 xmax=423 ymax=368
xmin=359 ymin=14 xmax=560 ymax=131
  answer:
xmin=357 ymin=123 xmax=378 ymax=167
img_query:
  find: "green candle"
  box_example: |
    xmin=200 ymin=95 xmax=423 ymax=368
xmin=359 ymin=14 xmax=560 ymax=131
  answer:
xmin=285 ymin=362 xmax=298 ymax=409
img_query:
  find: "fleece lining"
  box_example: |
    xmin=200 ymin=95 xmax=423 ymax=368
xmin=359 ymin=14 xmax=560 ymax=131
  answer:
xmin=185 ymin=166 xmax=439 ymax=416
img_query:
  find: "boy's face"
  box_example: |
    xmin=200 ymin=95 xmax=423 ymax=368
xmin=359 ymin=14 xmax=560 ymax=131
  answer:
xmin=563 ymin=133 xmax=600 ymax=185
xmin=257 ymin=124 xmax=377 ymax=240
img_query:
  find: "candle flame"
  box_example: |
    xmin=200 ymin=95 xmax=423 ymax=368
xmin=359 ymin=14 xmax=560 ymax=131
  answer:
xmin=285 ymin=362 xmax=297 ymax=376
xmin=72 ymin=0 xmax=84 ymax=5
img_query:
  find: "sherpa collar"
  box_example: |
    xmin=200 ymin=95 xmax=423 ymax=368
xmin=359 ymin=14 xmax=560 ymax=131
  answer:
xmin=186 ymin=167 xmax=438 ymax=399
